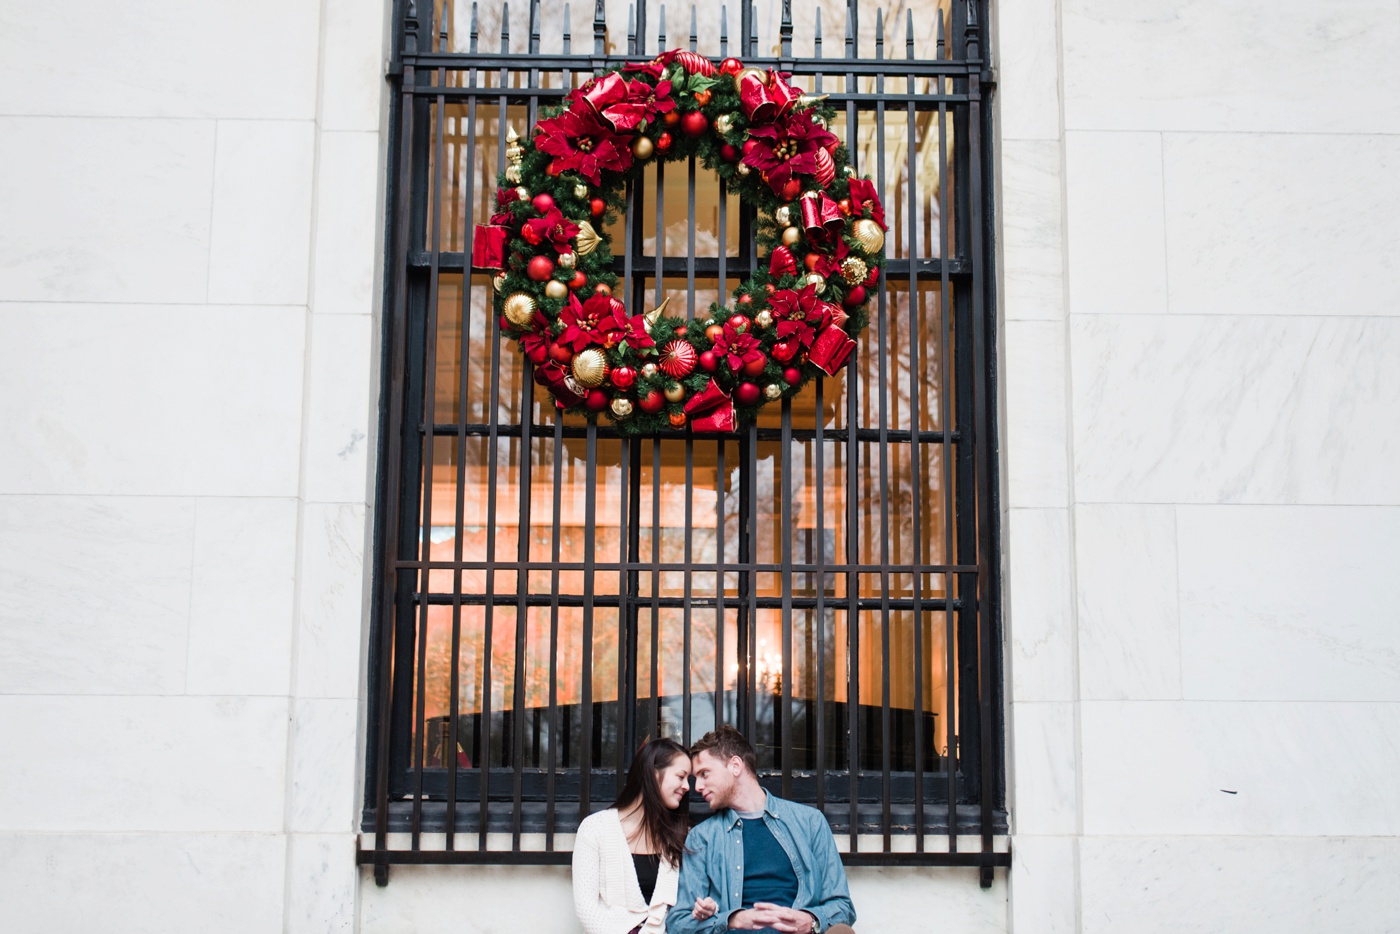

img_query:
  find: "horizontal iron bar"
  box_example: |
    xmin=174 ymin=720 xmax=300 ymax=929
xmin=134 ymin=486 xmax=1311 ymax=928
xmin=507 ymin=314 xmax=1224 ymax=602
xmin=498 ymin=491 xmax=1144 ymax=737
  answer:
xmin=407 ymin=86 xmax=971 ymax=107
xmin=840 ymin=852 xmax=1010 ymax=868
xmin=403 ymin=53 xmax=979 ymax=78
xmin=397 ymin=560 xmax=979 ymax=574
xmin=410 ymin=593 xmax=970 ymax=612
xmin=413 ymin=253 xmax=972 ymax=279
xmin=426 ymin=422 xmax=963 ymax=446
xmin=356 ymin=846 xmax=1010 ymax=869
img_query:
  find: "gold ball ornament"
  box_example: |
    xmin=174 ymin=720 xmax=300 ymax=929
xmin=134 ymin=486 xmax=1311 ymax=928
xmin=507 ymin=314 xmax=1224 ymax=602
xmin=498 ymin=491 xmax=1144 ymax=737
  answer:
xmin=781 ymin=226 xmax=801 ymax=247
xmin=736 ymin=163 xmax=751 ymax=177
xmin=571 ymin=348 xmax=610 ymax=388
xmin=775 ymin=205 xmax=792 ymax=226
xmin=492 ymin=272 xmax=508 ymax=291
xmin=663 ymin=382 xmax=686 ymax=403
xmin=544 ymin=280 xmax=569 ymax=300
xmin=505 ymin=165 xmax=523 ymax=183
xmin=641 ymin=362 xmax=659 ymax=379
xmin=843 ymin=166 xmax=857 ymax=177
xmin=840 ymin=257 xmax=869 ymax=286
xmin=558 ymin=251 xmax=577 ymax=269
xmin=610 ymin=397 xmax=634 ymax=419
xmin=754 ymin=309 xmax=774 ymax=329
xmin=803 ymin=273 xmax=826 ymax=294
xmin=715 ymin=114 xmax=735 ymax=136
xmin=852 ymin=218 xmax=885 ymax=254
xmin=764 ymin=383 xmax=783 ymax=400
xmin=514 ymin=186 xmax=530 ymax=201
xmin=632 ymin=136 xmax=655 ymax=160
xmin=574 ymin=183 xmax=589 ymax=199
xmin=734 ymin=66 xmax=769 ymax=92
xmin=503 ymin=292 xmax=537 ymax=327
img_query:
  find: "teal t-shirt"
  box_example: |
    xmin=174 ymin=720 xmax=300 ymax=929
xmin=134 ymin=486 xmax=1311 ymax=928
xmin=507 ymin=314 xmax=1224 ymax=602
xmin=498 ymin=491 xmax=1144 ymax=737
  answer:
xmin=740 ymin=817 xmax=800 ymax=910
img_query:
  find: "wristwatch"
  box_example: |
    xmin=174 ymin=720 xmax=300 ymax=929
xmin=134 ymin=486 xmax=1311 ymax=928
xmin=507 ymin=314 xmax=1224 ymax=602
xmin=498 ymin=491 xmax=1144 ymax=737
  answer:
xmin=806 ymin=913 xmax=822 ymax=934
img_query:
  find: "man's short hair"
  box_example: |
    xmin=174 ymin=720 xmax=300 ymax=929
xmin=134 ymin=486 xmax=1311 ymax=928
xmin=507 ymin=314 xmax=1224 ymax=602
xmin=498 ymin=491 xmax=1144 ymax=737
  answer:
xmin=690 ymin=725 xmax=757 ymax=776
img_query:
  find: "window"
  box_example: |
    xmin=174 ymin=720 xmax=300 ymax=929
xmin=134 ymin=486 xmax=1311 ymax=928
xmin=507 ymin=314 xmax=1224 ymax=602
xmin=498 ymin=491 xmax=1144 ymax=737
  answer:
xmin=363 ymin=0 xmax=1005 ymax=887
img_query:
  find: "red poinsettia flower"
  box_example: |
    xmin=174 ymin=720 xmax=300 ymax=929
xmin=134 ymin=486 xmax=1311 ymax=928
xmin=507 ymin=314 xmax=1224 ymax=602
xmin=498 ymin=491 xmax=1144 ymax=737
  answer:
xmin=622 ymin=49 xmax=680 ymax=79
xmin=524 ymin=207 xmax=579 ymax=255
xmin=742 ymin=111 xmax=840 ymax=197
xmin=711 ymin=320 xmax=766 ymax=374
xmin=625 ymin=77 xmax=675 ymax=124
xmin=847 ymin=177 xmax=888 ymax=231
xmin=519 ymin=310 xmax=553 ymax=357
xmin=558 ymin=292 xmax=624 ymax=351
xmin=604 ymin=308 xmax=656 ymax=353
xmin=768 ymin=284 xmax=832 ymax=350
xmin=810 ymin=236 xmax=849 ymax=280
xmin=535 ymin=105 xmax=633 ymax=185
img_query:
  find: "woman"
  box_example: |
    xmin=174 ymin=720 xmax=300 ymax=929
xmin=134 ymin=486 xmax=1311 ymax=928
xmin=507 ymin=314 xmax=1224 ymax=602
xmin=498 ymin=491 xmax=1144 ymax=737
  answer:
xmin=573 ymin=737 xmax=713 ymax=934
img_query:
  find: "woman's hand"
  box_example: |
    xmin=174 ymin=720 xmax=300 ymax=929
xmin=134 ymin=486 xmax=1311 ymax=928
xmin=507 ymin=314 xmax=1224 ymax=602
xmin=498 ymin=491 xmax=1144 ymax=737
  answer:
xmin=692 ymin=896 xmax=718 ymax=920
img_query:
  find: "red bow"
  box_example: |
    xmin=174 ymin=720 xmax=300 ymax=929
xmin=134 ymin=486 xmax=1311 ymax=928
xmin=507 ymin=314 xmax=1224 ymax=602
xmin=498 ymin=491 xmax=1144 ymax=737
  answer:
xmin=738 ymin=69 xmax=800 ymax=124
xmin=800 ymin=193 xmax=845 ymax=244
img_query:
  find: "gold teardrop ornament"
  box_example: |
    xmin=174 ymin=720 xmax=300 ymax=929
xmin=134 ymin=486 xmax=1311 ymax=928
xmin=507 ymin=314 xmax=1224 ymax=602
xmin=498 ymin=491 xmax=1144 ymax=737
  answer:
xmin=574 ymin=220 xmax=602 ymax=256
xmin=853 ymin=218 xmax=885 ymax=254
xmin=571 ymin=348 xmax=610 ymax=388
xmin=643 ymin=296 xmax=671 ymax=334
xmin=503 ymin=292 xmax=537 ymax=327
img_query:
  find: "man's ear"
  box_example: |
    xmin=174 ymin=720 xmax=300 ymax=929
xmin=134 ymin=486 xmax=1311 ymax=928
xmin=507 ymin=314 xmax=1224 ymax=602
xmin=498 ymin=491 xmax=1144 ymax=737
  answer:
xmin=729 ymin=756 xmax=743 ymax=776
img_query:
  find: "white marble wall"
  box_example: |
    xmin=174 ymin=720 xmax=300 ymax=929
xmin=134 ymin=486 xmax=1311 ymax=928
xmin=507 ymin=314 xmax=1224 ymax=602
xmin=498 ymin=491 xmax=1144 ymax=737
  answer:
xmin=0 ymin=0 xmax=387 ymax=930
xmin=999 ymin=0 xmax=1400 ymax=931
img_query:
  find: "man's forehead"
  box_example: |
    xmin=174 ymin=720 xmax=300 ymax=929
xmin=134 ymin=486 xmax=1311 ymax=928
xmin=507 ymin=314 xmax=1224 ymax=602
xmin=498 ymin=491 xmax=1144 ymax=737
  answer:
xmin=692 ymin=749 xmax=727 ymax=768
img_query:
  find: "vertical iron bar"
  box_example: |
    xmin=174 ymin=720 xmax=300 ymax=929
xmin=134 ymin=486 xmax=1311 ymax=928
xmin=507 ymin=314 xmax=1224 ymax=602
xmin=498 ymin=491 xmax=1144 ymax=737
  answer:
xmin=651 ymin=440 xmax=663 ymax=742
xmin=872 ymin=6 xmax=893 ymax=854
xmin=811 ymin=6 xmax=826 ymax=818
xmin=715 ymin=442 xmax=726 ymax=728
xmin=547 ymin=413 xmax=564 ymax=846
xmin=842 ymin=0 xmax=860 ymax=854
xmin=780 ymin=398 xmax=793 ymax=797
xmin=581 ymin=426 xmax=597 ymax=822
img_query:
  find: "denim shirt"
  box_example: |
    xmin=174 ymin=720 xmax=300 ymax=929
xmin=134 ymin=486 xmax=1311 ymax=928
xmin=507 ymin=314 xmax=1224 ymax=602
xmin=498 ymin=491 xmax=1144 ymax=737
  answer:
xmin=666 ymin=791 xmax=856 ymax=934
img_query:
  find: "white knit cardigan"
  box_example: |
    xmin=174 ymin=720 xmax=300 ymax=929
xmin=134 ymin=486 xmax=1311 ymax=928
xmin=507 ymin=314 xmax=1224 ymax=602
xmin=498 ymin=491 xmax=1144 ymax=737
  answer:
xmin=572 ymin=807 xmax=680 ymax=934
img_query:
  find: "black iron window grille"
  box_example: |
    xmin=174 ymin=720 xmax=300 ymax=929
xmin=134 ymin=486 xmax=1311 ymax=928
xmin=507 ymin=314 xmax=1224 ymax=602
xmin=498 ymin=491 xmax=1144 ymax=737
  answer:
xmin=361 ymin=0 xmax=1006 ymax=888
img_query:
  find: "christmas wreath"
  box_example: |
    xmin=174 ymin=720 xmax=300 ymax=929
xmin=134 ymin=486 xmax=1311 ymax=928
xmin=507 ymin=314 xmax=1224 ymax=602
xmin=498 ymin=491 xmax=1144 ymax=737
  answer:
xmin=473 ymin=50 xmax=887 ymax=433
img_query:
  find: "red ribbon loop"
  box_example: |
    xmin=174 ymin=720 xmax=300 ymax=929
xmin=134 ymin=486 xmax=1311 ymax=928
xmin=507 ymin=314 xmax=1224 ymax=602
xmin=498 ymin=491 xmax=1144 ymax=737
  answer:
xmin=739 ymin=69 xmax=799 ymax=124
xmin=472 ymin=224 xmax=510 ymax=270
xmin=800 ymin=193 xmax=845 ymax=244
xmin=683 ymin=378 xmax=731 ymax=416
xmin=808 ymin=325 xmax=856 ymax=376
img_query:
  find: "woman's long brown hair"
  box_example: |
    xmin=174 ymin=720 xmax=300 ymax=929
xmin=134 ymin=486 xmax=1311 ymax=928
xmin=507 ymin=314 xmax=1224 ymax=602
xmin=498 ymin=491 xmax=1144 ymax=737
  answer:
xmin=611 ymin=737 xmax=690 ymax=866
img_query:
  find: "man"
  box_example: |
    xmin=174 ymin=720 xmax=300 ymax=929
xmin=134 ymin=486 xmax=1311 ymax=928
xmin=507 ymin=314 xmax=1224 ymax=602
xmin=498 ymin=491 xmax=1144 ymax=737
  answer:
xmin=667 ymin=726 xmax=857 ymax=934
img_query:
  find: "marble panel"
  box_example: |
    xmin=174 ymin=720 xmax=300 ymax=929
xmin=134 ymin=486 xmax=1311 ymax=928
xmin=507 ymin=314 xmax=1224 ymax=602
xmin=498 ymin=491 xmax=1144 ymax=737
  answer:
xmin=1064 ymin=131 xmax=1166 ymax=317
xmin=0 ymin=832 xmax=287 ymax=934
xmin=186 ymin=497 xmax=298 ymax=696
xmin=0 ymin=695 xmax=289 ymax=832
xmin=1070 ymin=315 xmax=1400 ymax=505
xmin=846 ymin=867 xmax=1008 ymax=933
xmin=288 ymin=698 xmax=361 ymax=833
xmin=311 ymin=131 xmax=382 ymax=316
xmin=1073 ymin=504 xmax=1180 ymax=700
xmin=302 ymin=314 xmax=375 ymax=505
xmin=1062 ymin=0 xmax=1400 ymax=133
xmin=1081 ymin=835 xmax=1400 ymax=934
xmin=1178 ymin=505 xmax=1400 ymax=701
xmin=1009 ymin=835 xmax=1077 ymax=934
xmin=0 ymin=117 xmax=213 ymax=304
xmin=1001 ymin=141 xmax=1065 ymax=322
xmin=1080 ymin=700 xmax=1400 ymax=836
xmin=995 ymin=0 xmax=1061 ymax=141
xmin=0 ymin=304 xmax=306 ymax=497
xmin=319 ymin=0 xmax=390 ymax=132
xmin=0 ymin=495 xmax=194 ymax=695
xmin=0 ymin=0 xmax=319 ymax=118
xmin=295 ymin=503 xmax=370 ymax=700
xmin=1008 ymin=702 xmax=1078 ymax=835
xmin=1006 ymin=508 xmax=1075 ymax=702
xmin=1163 ymin=133 xmax=1400 ymax=318
xmin=208 ymin=120 xmax=316 ymax=305
xmin=288 ymin=833 xmax=359 ymax=934
xmin=1005 ymin=322 xmax=1068 ymax=507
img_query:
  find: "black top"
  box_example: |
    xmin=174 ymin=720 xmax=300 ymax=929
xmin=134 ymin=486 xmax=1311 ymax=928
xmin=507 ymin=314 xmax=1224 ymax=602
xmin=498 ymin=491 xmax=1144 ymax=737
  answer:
xmin=632 ymin=852 xmax=660 ymax=904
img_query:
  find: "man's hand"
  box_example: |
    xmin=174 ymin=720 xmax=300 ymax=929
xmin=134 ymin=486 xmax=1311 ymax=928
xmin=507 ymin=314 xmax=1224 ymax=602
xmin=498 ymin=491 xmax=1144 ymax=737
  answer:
xmin=728 ymin=904 xmax=817 ymax=933
xmin=693 ymin=896 xmax=718 ymax=921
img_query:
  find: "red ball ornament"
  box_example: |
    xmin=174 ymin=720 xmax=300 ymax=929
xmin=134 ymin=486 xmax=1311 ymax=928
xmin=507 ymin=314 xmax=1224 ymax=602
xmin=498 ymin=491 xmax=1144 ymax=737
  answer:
xmin=569 ymin=270 xmax=588 ymax=290
xmin=531 ymin=193 xmax=555 ymax=213
xmin=783 ymin=366 xmax=802 ymax=386
xmin=638 ymin=389 xmax=665 ymax=414
xmin=590 ymin=197 xmax=606 ymax=218
xmin=680 ymin=111 xmax=709 ymax=139
xmin=735 ymin=382 xmax=762 ymax=406
xmin=526 ymin=342 xmax=550 ymax=366
xmin=741 ymin=353 xmax=768 ymax=378
xmin=655 ymin=131 xmax=674 ymax=154
xmin=704 ymin=324 xmax=724 ymax=344
xmin=693 ymin=89 xmax=713 ymax=107
xmin=527 ymin=255 xmax=555 ymax=281
xmin=771 ymin=339 xmax=799 ymax=363
xmin=521 ymin=224 xmax=543 ymax=246
xmin=803 ymin=252 xmax=821 ymax=272
xmin=737 ymin=293 xmax=753 ymax=305
xmin=719 ymin=57 xmax=744 ymax=76
xmin=610 ymin=366 xmax=637 ymax=390
xmin=764 ymin=283 xmax=776 ymax=294
xmin=838 ymin=198 xmax=853 ymax=216
xmin=741 ymin=139 xmax=759 ymax=157
xmin=780 ymin=178 xmax=803 ymax=201
xmin=669 ymin=410 xmax=688 ymax=428
xmin=548 ymin=342 xmax=575 ymax=365
xmin=720 ymin=143 xmax=740 ymax=163
xmin=547 ymin=162 xmax=563 ymax=177
xmin=699 ymin=350 xmax=719 ymax=372
xmin=585 ymin=389 xmax=610 ymax=411
xmin=842 ymin=285 xmax=867 ymax=308
xmin=728 ymin=314 xmax=751 ymax=331
xmin=659 ymin=340 xmax=698 ymax=378
xmin=594 ymin=283 xmax=612 ymax=297
xmin=864 ymin=266 xmax=880 ymax=287
xmin=663 ymin=110 xmax=681 ymax=128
